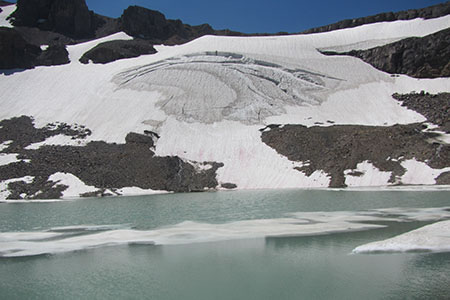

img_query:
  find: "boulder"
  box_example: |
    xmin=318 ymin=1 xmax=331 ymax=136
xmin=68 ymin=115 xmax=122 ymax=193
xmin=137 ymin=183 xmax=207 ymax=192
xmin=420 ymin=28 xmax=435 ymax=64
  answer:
xmin=79 ymin=39 xmax=157 ymax=64
xmin=36 ymin=44 xmax=70 ymax=66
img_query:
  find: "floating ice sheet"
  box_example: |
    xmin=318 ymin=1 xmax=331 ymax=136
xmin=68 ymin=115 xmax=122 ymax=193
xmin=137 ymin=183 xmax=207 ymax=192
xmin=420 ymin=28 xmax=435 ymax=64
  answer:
xmin=1 ymin=207 xmax=449 ymax=257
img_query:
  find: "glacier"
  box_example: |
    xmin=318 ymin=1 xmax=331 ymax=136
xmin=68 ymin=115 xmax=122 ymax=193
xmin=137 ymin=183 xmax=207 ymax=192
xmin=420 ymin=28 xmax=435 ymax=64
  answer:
xmin=0 ymin=4 xmax=449 ymax=199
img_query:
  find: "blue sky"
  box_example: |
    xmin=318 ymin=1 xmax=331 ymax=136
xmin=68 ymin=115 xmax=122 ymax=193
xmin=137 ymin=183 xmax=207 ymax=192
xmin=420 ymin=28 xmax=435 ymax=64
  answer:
xmin=8 ymin=0 xmax=448 ymax=33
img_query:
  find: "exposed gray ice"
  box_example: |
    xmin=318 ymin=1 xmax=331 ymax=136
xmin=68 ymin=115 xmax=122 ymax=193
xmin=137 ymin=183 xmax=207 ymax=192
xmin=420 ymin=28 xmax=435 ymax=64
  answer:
xmin=113 ymin=52 xmax=343 ymax=124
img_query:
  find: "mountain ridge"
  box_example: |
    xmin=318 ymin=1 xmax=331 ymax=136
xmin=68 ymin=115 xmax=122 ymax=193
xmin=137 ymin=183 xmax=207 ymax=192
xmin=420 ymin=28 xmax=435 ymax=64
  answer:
xmin=1 ymin=1 xmax=449 ymax=68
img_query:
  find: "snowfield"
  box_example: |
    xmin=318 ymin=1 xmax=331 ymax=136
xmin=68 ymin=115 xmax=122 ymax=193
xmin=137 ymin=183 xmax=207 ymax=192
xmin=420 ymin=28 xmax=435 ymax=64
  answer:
xmin=0 ymin=4 xmax=449 ymax=196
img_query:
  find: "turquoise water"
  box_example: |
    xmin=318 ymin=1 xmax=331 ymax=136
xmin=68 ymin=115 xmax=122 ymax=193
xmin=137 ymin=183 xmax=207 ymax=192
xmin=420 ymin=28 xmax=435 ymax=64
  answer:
xmin=0 ymin=189 xmax=449 ymax=299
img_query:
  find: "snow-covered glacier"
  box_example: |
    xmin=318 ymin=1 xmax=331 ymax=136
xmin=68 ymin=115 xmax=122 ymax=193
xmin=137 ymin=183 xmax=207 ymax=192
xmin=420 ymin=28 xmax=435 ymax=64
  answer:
xmin=0 ymin=3 xmax=449 ymax=199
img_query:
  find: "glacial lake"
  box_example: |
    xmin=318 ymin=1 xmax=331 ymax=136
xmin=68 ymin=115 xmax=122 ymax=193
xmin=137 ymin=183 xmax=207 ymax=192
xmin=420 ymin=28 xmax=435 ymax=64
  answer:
xmin=0 ymin=189 xmax=449 ymax=300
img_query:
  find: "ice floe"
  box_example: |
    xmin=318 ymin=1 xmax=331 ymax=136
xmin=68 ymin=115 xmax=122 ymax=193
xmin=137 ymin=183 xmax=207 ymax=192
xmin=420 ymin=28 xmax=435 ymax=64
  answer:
xmin=1 ymin=206 xmax=449 ymax=257
xmin=353 ymin=220 xmax=450 ymax=254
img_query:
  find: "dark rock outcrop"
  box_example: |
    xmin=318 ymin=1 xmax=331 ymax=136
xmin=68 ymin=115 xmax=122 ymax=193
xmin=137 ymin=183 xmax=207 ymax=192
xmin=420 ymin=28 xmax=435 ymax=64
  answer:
xmin=0 ymin=27 xmax=70 ymax=69
xmin=301 ymin=1 xmax=450 ymax=34
xmin=0 ymin=115 xmax=91 ymax=152
xmin=0 ymin=27 xmax=42 ymax=69
xmin=79 ymin=39 xmax=156 ymax=64
xmin=125 ymin=132 xmax=155 ymax=147
xmin=393 ymin=92 xmax=450 ymax=133
xmin=261 ymin=123 xmax=448 ymax=188
xmin=322 ymin=28 xmax=450 ymax=79
xmin=0 ymin=116 xmax=223 ymax=199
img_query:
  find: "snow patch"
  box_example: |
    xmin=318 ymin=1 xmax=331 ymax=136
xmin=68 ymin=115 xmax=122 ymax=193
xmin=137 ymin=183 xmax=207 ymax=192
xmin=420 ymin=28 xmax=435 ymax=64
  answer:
xmin=400 ymin=159 xmax=450 ymax=185
xmin=155 ymin=119 xmax=331 ymax=189
xmin=0 ymin=176 xmax=34 ymax=200
xmin=48 ymin=173 xmax=97 ymax=198
xmin=0 ymin=140 xmax=12 ymax=151
xmin=345 ymin=161 xmax=392 ymax=187
xmin=26 ymin=134 xmax=88 ymax=149
xmin=0 ymin=153 xmax=20 ymax=166
xmin=0 ymin=4 xmax=15 ymax=28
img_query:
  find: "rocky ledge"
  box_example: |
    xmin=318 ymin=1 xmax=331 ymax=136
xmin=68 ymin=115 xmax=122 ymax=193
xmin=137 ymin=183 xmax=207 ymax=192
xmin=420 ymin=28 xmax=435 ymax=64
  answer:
xmin=261 ymin=123 xmax=449 ymax=188
xmin=0 ymin=116 xmax=224 ymax=200
xmin=301 ymin=1 xmax=450 ymax=34
xmin=321 ymin=28 xmax=450 ymax=79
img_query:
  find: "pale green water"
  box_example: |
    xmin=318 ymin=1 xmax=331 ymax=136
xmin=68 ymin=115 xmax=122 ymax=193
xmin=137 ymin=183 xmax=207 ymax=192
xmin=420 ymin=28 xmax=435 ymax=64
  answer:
xmin=0 ymin=189 xmax=449 ymax=299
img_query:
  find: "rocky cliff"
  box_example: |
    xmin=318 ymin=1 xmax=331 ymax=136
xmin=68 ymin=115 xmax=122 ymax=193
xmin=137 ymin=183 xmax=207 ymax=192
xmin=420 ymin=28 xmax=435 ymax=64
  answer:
xmin=322 ymin=28 xmax=450 ymax=79
xmin=301 ymin=1 xmax=450 ymax=34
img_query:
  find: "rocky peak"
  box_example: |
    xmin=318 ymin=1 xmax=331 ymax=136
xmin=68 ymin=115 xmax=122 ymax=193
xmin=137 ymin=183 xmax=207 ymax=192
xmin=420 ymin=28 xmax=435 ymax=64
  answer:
xmin=10 ymin=0 xmax=95 ymax=38
xmin=120 ymin=5 xmax=215 ymax=43
xmin=121 ymin=5 xmax=171 ymax=40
